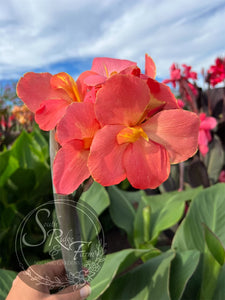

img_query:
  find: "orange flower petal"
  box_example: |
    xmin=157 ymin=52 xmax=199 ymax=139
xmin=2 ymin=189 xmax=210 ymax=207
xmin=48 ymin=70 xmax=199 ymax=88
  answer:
xmin=95 ymin=74 xmax=151 ymax=126
xmin=17 ymin=72 xmax=70 ymax=112
xmin=91 ymin=57 xmax=137 ymax=77
xmin=147 ymin=78 xmax=179 ymax=110
xmin=57 ymin=102 xmax=100 ymax=145
xmin=35 ymin=99 xmax=69 ymax=131
xmin=88 ymin=125 xmax=127 ymax=186
xmin=124 ymin=138 xmax=170 ymax=189
xmin=53 ymin=140 xmax=90 ymax=195
xmin=145 ymin=54 xmax=156 ymax=79
xmin=143 ymin=109 xmax=200 ymax=163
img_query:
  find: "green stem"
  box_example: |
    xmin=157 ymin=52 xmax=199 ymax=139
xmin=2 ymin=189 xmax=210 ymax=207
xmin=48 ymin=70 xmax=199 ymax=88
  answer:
xmin=49 ymin=130 xmax=84 ymax=285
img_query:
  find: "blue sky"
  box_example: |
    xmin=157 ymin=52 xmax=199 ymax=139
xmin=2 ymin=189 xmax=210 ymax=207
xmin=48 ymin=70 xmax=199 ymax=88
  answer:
xmin=0 ymin=0 xmax=224 ymax=83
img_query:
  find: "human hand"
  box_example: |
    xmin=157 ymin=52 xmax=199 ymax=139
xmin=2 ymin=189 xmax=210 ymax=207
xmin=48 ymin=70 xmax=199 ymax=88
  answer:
xmin=6 ymin=260 xmax=91 ymax=300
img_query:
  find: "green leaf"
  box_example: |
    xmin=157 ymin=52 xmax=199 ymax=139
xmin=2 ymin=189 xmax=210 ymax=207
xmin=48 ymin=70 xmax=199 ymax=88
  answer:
xmin=172 ymin=183 xmax=225 ymax=252
xmin=116 ymin=189 xmax=142 ymax=205
xmin=81 ymin=182 xmax=110 ymax=216
xmin=169 ymin=250 xmax=200 ymax=300
xmin=142 ymin=187 xmax=202 ymax=242
xmin=108 ymin=186 xmax=135 ymax=239
xmin=0 ymin=151 xmax=19 ymax=187
xmin=205 ymin=135 xmax=224 ymax=184
xmin=172 ymin=184 xmax=225 ymax=300
xmin=9 ymin=168 xmax=36 ymax=191
xmin=87 ymin=248 xmax=157 ymax=300
xmin=102 ymin=250 xmax=175 ymax=300
xmin=200 ymin=251 xmax=222 ymax=300
xmin=0 ymin=269 xmax=17 ymax=300
xmin=213 ymin=264 xmax=225 ymax=300
xmin=203 ymin=224 xmax=225 ymax=266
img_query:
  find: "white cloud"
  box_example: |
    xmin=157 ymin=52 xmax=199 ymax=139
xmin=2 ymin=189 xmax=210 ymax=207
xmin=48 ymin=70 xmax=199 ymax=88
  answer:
xmin=0 ymin=0 xmax=224 ymax=81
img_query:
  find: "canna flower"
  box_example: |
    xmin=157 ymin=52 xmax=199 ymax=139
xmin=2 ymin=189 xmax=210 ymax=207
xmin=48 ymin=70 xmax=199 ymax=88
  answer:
xmin=182 ymin=64 xmax=197 ymax=80
xmin=84 ymin=57 xmax=138 ymax=86
xmin=177 ymin=99 xmax=185 ymax=109
xmin=207 ymin=57 xmax=225 ymax=87
xmin=162 ymin=63 xmax=181 ymax=88
xmin=53 ymin=102 xmax=100 ymax=194
xmin=219 ymin=170 xmax=225 ymax=183
xmin=17 ymin=71 xmax=94 ymax=131
xmin=198 ymin=113 xmax=217 ymax=156
xmin=88 ymin=74 xmax=200 ymax=189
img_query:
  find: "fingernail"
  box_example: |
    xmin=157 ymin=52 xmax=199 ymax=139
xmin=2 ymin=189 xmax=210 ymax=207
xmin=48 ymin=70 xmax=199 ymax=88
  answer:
xmin=80 ymin=285 xmax=91 ymax=299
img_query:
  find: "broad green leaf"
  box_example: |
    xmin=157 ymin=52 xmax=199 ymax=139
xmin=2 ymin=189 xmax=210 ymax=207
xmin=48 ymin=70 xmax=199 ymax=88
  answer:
xmin=0 ymin=152 xmax=19 ymax=187
xmin=81 ymin=182 xmax=110 ymax=216
xmin=102 ymin=250 xmax=175 ymax=300
xmin=0 ymin=269 xmax=17 ymax=300
xmin=205 ymin=135 xmax=224 ymax=184
xmin=108 ymin=186 xmax=135 ymax=239
xmin=169 ymin=250 xmax=200 ymax=300
xmin=10 ymin=131 xmax=49 ymax=170
xmin=200 ymin=251 xmax=221 ymax=300
xmin=116 ymin=189 xmax=142 ymax=205
xmin=31 ymin=128 xmax=49 ymax=160
xmin=142 ymin=187 xmax=202 ymax=242
xmin=203 ymin=224 xmax=225 ymax=266
xmin=87 ymin=248 xmax=158 ymax=300
xmin=172 ymin=183 xmax=225 ymax=252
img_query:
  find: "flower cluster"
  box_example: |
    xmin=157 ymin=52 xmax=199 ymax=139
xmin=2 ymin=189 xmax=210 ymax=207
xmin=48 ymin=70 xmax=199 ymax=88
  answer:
xmin=206 ymin=57 xmax=225 ymax=87
xmin=163 ymin=63 xmax=198 ymax=103
xmin=17 ymin=55 xmax=200 ymax=194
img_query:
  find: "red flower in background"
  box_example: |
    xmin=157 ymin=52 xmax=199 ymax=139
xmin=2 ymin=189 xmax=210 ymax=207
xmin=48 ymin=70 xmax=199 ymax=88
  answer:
xmin=219 ymin=170 xmax=225 ymax=183
xmin=207 ymin=57 xmax=225 ymax=87
xmin=182 ymin=64 xmax=197 ymax=80
xmin=163 ymin=63 xmax=181 ymax=88
xmin=198 ymin=113 xmax=217 ymax=156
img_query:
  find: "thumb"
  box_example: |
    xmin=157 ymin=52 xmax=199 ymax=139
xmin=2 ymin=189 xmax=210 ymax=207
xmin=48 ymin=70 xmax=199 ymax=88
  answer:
xmin=51 ymin=284 xmax=91 ymax=300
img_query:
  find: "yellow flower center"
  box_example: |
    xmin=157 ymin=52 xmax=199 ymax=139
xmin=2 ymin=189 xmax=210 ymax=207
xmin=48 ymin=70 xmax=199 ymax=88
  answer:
xmin=117 ymin=126 xmax=149 ymax=145
xmin=83 ymin=137 xmax=93 ymax=150
xmin=51 ymin=72 xmax=82 ymax=103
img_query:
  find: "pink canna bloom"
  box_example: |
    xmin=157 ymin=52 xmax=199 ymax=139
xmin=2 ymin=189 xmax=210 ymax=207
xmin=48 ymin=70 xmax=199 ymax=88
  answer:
xmin=53 ymin=102 xmax=100 ymax=194
xmin=84 ymin=57 xmax=138 ymax=86
xmin=198 ymin=113 xmax=217 ymax=156
xmin=219 ymin=170 xmax=225 ymax=183
xmin=177 ymin=99 xmax=185 ymax=108
xmin=162 ymin=63 xmax=181 ymax=88
xmin=88 ymin=74 xmax=200 ymax=190
xmin=17 ymin=71 xmax=94 ymax=131
xmin=182 ymin=64 xmax=198 ymax=80
xmin=207 ymin=58 xmax=225 ymax=87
